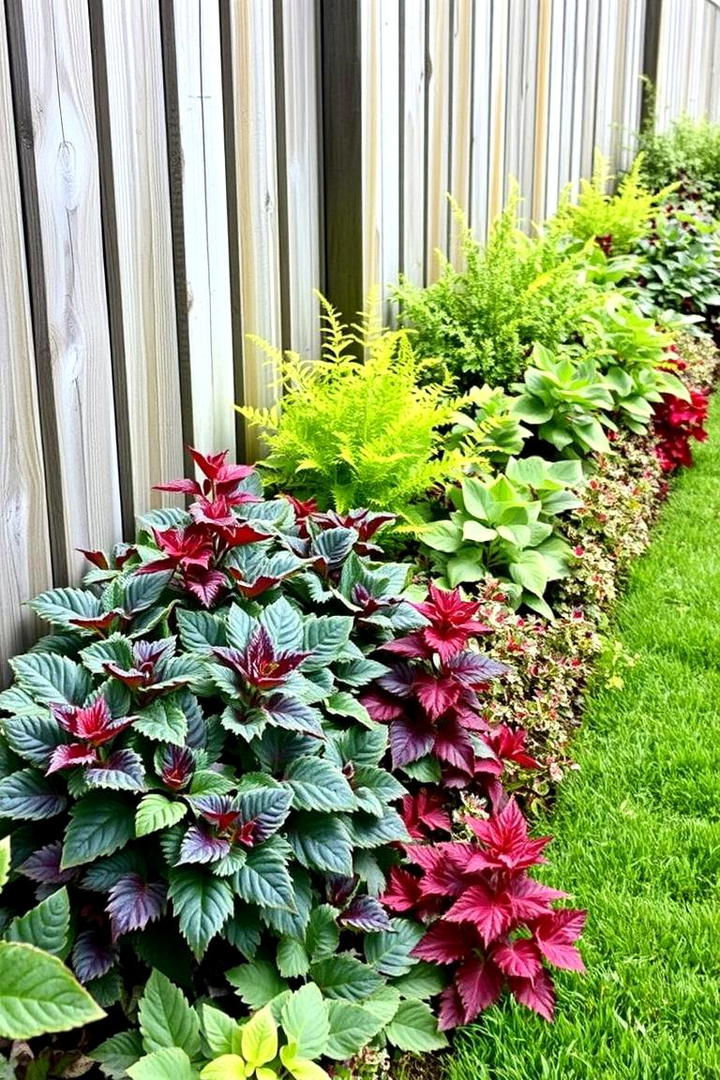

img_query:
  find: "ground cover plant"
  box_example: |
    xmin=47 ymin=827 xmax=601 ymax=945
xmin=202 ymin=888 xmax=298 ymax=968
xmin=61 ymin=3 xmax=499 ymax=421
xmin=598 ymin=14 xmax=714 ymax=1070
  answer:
xmin=447 ymin=399 xmax=720 ymax=1080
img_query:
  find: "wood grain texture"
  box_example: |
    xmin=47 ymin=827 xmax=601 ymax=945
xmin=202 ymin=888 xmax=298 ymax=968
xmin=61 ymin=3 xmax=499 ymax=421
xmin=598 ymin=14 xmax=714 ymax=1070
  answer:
xmin=20 ymin=0 xmax=121 ymax=577
xmin=0 ymin=0 xmax=52 ymax=679
xmin=425 ymin=0 xmax=451 ymax=279
xmin=102 ymin=0 xmax=184 ymax=504
xmin=401 ymin=0 xmax=427 ymax=283
xmin=228 ymin=0 xmax=283 ymax=457
xmin=172 ymin=0 xmax=235 ymax=458
xmin=449 ymin=0 xmax=473 ymax=262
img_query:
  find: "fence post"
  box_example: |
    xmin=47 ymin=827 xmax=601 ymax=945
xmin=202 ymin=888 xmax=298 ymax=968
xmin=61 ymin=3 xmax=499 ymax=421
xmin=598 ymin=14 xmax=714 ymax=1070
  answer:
xmin=319 ymin=0 xmax=364 ymax=332
xmin=641 ymin=0 xmax=664 ymax=127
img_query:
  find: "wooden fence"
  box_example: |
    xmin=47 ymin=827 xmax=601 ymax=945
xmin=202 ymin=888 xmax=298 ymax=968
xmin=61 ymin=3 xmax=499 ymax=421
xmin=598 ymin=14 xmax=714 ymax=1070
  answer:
xmin=1 ymin=0 xmax=718 ymax=676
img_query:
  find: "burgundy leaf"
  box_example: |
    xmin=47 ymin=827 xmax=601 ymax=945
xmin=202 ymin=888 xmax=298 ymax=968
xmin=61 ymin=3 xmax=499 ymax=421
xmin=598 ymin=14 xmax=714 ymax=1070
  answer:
xmin=389 ymin=717 xmax=435 ymax=769
xmin=46 ymin=744 xmax=98 ymax=775
xmin=507 ymin=968 xmax=556 ymax=1021
xmin=339 ymin=895 xmax=392 ymax=933
xmin=492 ymin=938 xmax=543 ymax=979
xmin=438 ymin=984 xmax=467 ymax=1031
xmin=532 ymin=908 xmax=587 ymax=971
xmin=455 ymin=956 xmax=504 ymax=1023
xmin=184 ymin=568 xmax=227 ymax=608
xmin=445 ymin=882 xmax=515 ymax=944
xmin=412 ymin=920 xmax=472 ymax=964
xmin=381 ymin=867 xmax=424 ymax=913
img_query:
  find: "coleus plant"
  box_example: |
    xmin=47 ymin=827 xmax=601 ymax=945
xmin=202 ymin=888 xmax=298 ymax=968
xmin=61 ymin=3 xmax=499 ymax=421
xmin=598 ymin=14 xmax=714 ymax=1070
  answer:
xmin=652 ymin=386 xmax=709 ymax=472
xmin=382 ymin=799 xmax=586 ymax=1030
xmin=0 ymin=450 xmax=445 ymax=1049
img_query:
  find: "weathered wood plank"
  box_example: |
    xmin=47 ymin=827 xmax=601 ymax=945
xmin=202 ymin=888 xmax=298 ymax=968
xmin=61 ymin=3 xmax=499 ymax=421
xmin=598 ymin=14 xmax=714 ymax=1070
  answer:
xmin=0 ymin=0 xmax=52 ymax=678
xmin=401 ymin=0 xmax=427 ymax=281
xmin=18 ymin=0 xmax=122 ymax=576
xmin=102 ymin=0 xmax=185 ymax=502
xmin=425 ymin=0 xmax=452 ymax=278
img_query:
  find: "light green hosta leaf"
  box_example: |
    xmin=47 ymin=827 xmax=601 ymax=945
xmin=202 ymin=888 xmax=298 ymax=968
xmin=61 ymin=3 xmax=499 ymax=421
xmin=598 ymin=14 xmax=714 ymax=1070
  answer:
xmin=281 ymin=983 xmax=329 ymax=1059
xmin=279 ymin=1047 xmax=332 ymax=1080
xmin=135 ymin=794 xmax=187 ymax=837
xmin=462 ymin=519 xmax=497 ymax=544
xmin=138 ymin=970 xmax=201 ymax=1058
xmin=445 ymin=551 xmax=487 ymax=588
xmin=384 ymin=998 xmax=448 ymax=1052
xmin=0 ymin=941 xmax=104 ymax=1039
xmin=6 ymin=886 xmax=70 ymax=955
xmin=128 ymin=1047 xmax=197 ymax=1080
xmin=509 ymin=549 xmax=549 ymax=598
xmin=419 ymin=519 xmax=463 ymax=553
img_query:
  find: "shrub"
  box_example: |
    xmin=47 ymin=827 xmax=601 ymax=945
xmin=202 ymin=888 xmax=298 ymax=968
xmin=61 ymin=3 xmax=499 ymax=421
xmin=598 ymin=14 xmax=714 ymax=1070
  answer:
xmin=637 ymin=114 xmax=720 ymax=213
xmin=417 ymin=460 xmax=583 ymax=616
xmin=444 ymin=385 xmax=530 ymax=471
xmin=0 ymin=449 xmax=444 ymax=1054
xmin=237 ymin=299 xmax=460 ymax=521
xmin=395 ymin=199 xmax=599 ymax=389
xmin=551 ymin=153 xmax=664 ymax=255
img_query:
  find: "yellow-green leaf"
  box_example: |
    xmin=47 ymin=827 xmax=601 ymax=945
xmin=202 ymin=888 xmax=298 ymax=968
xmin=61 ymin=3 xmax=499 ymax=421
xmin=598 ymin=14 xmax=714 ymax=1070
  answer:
xmin=240 ymin=1006 xmax=278 ymax=1070
xmin=200 ymin=1054 xmax=248 ymax=1080
xmin=0 ymin=837 xmax=10 ymax=892
xmin=279 ymin=1047 xmax=332 ymax=1080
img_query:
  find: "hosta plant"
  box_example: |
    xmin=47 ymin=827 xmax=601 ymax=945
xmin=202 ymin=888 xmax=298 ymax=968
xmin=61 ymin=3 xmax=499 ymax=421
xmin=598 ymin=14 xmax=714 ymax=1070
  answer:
xmin=0 ymin=449 xmax=441 ymax=1046
xmin=511 ymin=345 xmax=616 ymax=456
xmin=382 ymin=799 xmax=586 ymax=1029
xmin=418 ymin=459 xmax=584 ymax=617
xmin=0 ymin=836 xmax=103 ymax=1041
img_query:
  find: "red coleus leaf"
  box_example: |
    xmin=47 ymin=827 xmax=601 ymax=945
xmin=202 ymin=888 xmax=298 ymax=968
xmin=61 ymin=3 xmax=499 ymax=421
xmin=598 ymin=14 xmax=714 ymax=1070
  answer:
xmin=188 ymin=447 xmax=255 ymax=491
xmin=78 ymin=549 xmax=110 ymax=570
xmin=507 ymin=877 xmax=569 ymax=922
xmin=444 ymin=881 xmax=515 ymax=944
xmin=46 ymin=744 xmax=98 ymax=775
xmin=492 ymin=937 xmax=543 ymax=979
xmin=191 ymin=794 xmax=241 ymax=832
xmin=50 ymin=698 xmax=133 ymax=748
xmin=507 ymin=968 xmax=556 ymax=1021
xmin=183 ymin=568 xmax=227 ymax=608
xmin=213 ymin=627 xmax=308 ymax=689
xmin=106 ymin=874 xmax=167 ymax=939
xmin=404 ymin=842 xmax=471 ymax=899
xmin=69 ymin=610 xmax=125 ymax=633
xmin=360 ymin=689 xmax=405 ymax=723
xmin=467 ymin=799 xmax=552 ymax=871
xmin=438 ymin=984 xmax=467 ymax=1031
xmin=455 ymin=955 xmax=504 ymax=1023
xmin=412 ymin=671 xmax=461 ymax=719
xmin=412 ymin=583 xmax=492 ymax=662
xmin=381 ymin=867 xmax=425 ymax=913
xmin=433 ymin=721 xmax=476 ymax=776
xmin=151 ymin=525 xmax=213 ymax=569
xmin=532 ymin=908 xmax=587 ymax=971
xmin=485 ymin=726 xmax=540 ymax=770
xmin=411 ymin=920 xmax=473 ymax=964
xmin=401 ymin=789 xmax=452 ymax=839
xmin=153 ymin=476 xmax=203 ymax=496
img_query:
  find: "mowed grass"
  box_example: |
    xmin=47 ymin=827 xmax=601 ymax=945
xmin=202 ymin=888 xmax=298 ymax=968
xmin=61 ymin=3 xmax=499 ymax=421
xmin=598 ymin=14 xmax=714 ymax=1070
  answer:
xmin=447 ymin=400 xmax=720 ymax=1080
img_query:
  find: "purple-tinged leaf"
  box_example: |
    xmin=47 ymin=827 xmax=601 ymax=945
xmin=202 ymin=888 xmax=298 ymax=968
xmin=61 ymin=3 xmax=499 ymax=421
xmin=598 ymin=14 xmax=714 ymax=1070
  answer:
xmin=389 ymin=718 xmax=435 ymax=769
xmin=72 ymin=927 xmax=117 ymax=983
xmin=178 ymin=825 xmax=232 ymax=865
xmin=86 ymin=749 xmax=146 ymax=792
xmin=262 ymin=695 xmax=324 ymax=737
xmin=46 ymin=743 xmax=98 ymax=775
xmin=106 ymin=873 xmax=167 ymax=939
xmin=340 ymin=894 xmax=393 ymax=933
xmin=20 ymin=841 xmax=77 ymax=885
xmin=445 ymin=652 xmax=508 ymax=686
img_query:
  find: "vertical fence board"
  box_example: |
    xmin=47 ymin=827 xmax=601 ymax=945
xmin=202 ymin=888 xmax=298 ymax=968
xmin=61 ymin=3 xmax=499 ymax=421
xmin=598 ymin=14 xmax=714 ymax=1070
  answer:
xmin=449 ymin=0 xmax=473 ymax=261
xmin=227 ymin=0 xmax=282 ymax=457
xmin=425 ymin=0 xmax=452 ymax=278
xmin=18 ymin=0 xmax=121 ymax=578
xmin=172 ymin=0 xmax=235 ymax=458
xmin=401 ymin=0 xmax=427 ymax=284
xmin=102 ymin=0 xmax=184 ymax=503
xmin=0 ymin=0 xmax=52 ymax=677
xmin=469 ymin=0 xmax=492 ymax=237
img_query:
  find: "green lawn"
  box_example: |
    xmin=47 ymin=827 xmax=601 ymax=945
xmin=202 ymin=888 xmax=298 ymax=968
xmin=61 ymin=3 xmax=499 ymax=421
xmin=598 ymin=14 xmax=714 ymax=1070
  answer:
xmin=446 ymin=400 xmax=720 ymax=1080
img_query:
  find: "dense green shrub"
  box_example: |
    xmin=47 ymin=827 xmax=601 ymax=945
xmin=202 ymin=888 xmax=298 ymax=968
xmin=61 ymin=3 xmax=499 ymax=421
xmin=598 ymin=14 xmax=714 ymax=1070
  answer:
xmin=395 ymin=199 xmax=599 ymax=389
xmin=237 ymin=299 xmax=460 ymax=521
xmin=637 ymin=114 xmax=720 ymax=212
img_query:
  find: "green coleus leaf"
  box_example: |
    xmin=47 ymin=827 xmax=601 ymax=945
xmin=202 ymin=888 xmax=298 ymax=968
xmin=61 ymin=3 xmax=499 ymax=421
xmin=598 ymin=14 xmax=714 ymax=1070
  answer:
xmin=6 ymin=886 xmax=70 ymax=955
xmin=29 ymin=587 xmax=103 ymax=629
xmin=134 ymin=698 xmax=188 ymax=746
xmin=0 ymin=769 xmax=66 ymax=821
xmin=287 ymin=814 xmax=353 ymax=877
xmin=138 ymin=970 xmax=201 ymax=1058
xmin=127 ymin=1047 xmax=197 ymax=1080
xmin=284 ymin=757 xmax=357 ymax=813
xmin=301 ymin=616 xmax=353 ymax=669
xmin=2 ymin=713 xmax=69 ymax=768
xmin=135 ymin=794 xmax=187 ymax=837
xmin=62 ymin=792 xmax=135 ymax=869
xmin=364 ymin=918 xmax=424 ymax=977
xmin=276 ymin=935 xmax=310 ymax=978
xmin=384 ymin=998 xmax=448 ymax=1052
xmin=199 ymin=1004 xmax=238 ymax=1056
xmin=168 ymin=867 xmax=234 ymax=957
xmin=392 ymin=961 xmax=447 ymax=999
xmin=79 ymin=634 xmax=135 ymax=676
xmin=10 ymin=653 xmax=92 ymax=707
xmin=305 ymin=905 xmax=340 ymax=963
xmin=122 ymin=572 xmax=173 ymax=616
xmin=324 ymin=692 xmax=372 ymax=726
xmin=0 ymin=941 xmax=104 ymax=1039
xmin=90 ymin=1029 xmax=144 ymax=1079
xmin=226 ymin=958 xmax=288 ymax=1010
xmin=235 ymin=844 xmax=297 ymax=912
xmin=324 ymin=999 xmax=389 ymax=1061
xmin=281 ymin=983 xmax=330 ymax=1059
xmin=309 ymin=954 xmax=383 ymax=1002
xmin=176 ymin=610 xmax=226 ymax=654
xmin=259 ymin=597 xmax=304 ymax=653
